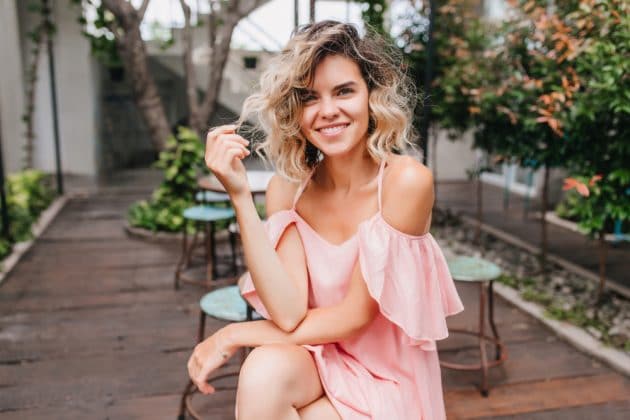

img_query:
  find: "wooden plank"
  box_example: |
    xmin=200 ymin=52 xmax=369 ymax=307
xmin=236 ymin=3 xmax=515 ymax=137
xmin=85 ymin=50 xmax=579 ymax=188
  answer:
xmin=0 ymin=350 xmax=242 ymax=412
xmin=0 ymin=393 xmax=238 ymax=420
xmin=440 ymin=334 xmax=607 ymax=390
xmin=476 ymin=399 xmax=630 ymax=420
xmin=444 ymin=373 xmax=630 ymax=419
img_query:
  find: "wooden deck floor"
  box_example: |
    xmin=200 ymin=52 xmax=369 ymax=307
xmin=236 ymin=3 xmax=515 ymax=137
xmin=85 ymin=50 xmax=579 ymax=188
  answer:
xmin=1 ymin=173 xmax=628 ymax=419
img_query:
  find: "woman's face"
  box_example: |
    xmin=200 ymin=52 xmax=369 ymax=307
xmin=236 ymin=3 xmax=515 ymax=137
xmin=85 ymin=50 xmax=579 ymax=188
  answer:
xmin=299 ymin=54 xmax=370 ymax=158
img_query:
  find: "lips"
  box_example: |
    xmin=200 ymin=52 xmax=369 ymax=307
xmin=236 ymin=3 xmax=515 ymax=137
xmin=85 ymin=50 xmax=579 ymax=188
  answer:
xmin=316 ymin=123 xmax=350 ymax=136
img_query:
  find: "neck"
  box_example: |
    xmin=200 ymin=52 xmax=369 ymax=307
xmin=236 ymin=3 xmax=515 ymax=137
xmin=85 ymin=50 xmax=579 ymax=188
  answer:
xmin=315 ymin=149 xmax=381 ymax=193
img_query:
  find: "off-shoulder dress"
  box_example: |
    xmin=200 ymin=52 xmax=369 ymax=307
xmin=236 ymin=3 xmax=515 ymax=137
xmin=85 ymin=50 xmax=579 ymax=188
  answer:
xmin=240 ymin=158 xmax=464 ymax=419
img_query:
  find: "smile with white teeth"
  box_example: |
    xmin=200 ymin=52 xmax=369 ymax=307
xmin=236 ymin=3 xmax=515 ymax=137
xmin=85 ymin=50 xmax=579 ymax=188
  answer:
xmin=317 ymin=123 xmax=349 ymax=136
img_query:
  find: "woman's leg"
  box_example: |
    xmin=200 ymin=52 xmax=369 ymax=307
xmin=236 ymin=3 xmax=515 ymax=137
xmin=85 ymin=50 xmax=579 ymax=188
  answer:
xmin=235 ymin=344 xmax=339 ymax=420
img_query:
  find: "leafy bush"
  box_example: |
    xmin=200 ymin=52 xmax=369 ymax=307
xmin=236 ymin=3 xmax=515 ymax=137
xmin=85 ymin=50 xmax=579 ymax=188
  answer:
xmin=560 ymin=170 xmax=630 ymax=237
xmin=128 ymin=127 xmax=207 ymax=233
xmin=0 ymin=170 xmax=56 ymax=259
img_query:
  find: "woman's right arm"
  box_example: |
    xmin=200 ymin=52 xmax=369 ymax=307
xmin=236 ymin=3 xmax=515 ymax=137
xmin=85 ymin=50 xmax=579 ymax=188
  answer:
xmin=204 ymin=125 xmax=308 ymax=332
xmin=232 ymin=176 xmax=308 ymax=332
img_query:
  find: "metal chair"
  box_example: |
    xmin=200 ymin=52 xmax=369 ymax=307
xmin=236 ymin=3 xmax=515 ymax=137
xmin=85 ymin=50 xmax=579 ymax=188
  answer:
xmin=440 ymin=256 xmax=508 ymax=397
xmin=174 ymin=205 xmax=238 ymax=290
xmin=178 ymin=285 xmax=256 ymax=420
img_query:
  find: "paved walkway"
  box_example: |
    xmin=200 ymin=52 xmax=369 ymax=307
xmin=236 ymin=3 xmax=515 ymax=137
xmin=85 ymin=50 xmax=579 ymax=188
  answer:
xmin=436 ymin=181 xmax=630 ymax=292
xmin=0 ymin=170 xmax=628 ymax=419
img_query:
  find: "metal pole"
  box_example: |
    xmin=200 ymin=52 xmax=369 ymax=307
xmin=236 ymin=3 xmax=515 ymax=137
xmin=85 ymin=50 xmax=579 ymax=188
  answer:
xmin=0 ymin=104 xmax=10 ymax=240
xmin=419 ymin=0 xmax=435 ymax=166
xmin=42 ymin=0 xmax=64 ymax=195
xmin=309 ymin=0 xmax=315 ymax=23
xmin=294 ymin=0 xmax=299 ymax=29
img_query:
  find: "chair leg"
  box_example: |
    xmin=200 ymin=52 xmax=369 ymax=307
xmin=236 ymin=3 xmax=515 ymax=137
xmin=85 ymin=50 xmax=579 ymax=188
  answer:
xmin=479 ymin=282 xmax=489 ymax=397
xmin=488 ymin=281 xmax=502 ymax=360
xmin=178 ymin=311 xmax=208 ymax=420
xmin=210 ymin=221 xmax=218 ymax=280
xmin=197 ymin=310 xmax=207 ymax=343
xmin=229 ymin=225 xmax=237 ymax=275
xmin=178 ymin=379 xmax=196 ymax=420
xmin=174 ymin=221 xmax=189 ymax=290
xmin=204 ymin=222 xmax=213 ymax=288
xmin=185 ymin=224 xmax=200 ymax=269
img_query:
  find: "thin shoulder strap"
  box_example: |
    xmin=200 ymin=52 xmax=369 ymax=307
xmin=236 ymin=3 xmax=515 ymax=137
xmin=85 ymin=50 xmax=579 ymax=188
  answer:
xmin=377 ymin=157 xmax=387 ymax=211
xmin=292 ymin=168 xmax=316 ymax=208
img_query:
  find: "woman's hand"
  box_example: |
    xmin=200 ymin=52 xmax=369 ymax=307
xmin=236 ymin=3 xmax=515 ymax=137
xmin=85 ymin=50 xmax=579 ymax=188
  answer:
xmin=205 ymin=124 xmax=251 ymax=197
xmin=187 ymin=327 xmax=239 ymax=394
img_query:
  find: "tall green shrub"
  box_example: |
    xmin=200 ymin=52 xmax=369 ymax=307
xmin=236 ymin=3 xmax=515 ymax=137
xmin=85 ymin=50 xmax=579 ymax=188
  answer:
xmin=558 ymin=0 xmax=630 ymax=299
xmin=128 ymin=127 xmax=206 ymax=232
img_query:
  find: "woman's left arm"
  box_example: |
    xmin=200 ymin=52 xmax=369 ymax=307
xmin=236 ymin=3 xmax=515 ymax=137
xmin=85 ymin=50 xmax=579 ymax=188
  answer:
xmin=188 ymin=261 xmax=379 ymax=393
xmin=229 ymin=261 xmax=379 ymax=347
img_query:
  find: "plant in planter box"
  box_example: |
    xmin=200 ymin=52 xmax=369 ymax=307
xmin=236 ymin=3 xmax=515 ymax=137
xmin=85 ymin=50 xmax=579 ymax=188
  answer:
xmin=5 ymin=170 xmax=55 ymax=242
xmin=562 ymin=170 xmax=630 ymax=301
xmin=559 ymin=0 xmax=630 ymax=301
xmin=128 ymin=127 xmax=207 ymax=233
xmin=467 ymin=0 xmax=584 ymax=276
xmin=0 ymin=170 xmax=55 ymax=260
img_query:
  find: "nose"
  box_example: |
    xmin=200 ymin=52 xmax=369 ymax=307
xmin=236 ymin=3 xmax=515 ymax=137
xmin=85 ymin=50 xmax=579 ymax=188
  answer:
xmin=319 ymin=96 xmax=339 ymax=119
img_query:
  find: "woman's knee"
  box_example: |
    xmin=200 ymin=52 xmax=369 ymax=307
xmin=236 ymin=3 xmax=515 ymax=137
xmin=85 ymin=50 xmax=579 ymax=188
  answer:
xmin=237 ymin=344 xmax=307 ymax=394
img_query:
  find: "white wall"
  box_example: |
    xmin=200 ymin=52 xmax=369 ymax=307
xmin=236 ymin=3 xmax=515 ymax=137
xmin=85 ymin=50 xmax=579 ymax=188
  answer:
xmin=39 ymin=3 xmax=98 ymax=176
xmin=1 ymin=1 xmax=99 ymax=178
xmin=0 ymin=0 xmax=26 ymax=174
xmin=428 ymin=129 xmax=477 ymax=181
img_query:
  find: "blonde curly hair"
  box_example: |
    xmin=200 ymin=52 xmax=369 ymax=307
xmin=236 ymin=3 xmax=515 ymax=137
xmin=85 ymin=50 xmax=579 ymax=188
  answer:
xmin=237 ymin=20 xmax=418 ymax=181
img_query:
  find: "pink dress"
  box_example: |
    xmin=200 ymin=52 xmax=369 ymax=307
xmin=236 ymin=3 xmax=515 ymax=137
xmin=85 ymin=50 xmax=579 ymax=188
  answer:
xmin=240 ymin=160 xmax=464 ymax=419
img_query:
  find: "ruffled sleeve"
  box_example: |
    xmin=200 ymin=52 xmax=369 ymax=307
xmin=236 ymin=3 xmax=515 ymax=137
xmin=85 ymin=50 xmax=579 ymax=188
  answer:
xmin=238 ymin=210 xmax=297 ymax=319
xmin=358 ymin=215 xmax=464 ymax=350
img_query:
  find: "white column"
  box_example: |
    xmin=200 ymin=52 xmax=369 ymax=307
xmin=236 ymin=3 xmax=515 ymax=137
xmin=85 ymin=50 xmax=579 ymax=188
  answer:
xmin=0 ymin=0 xmax=27 ymax=174
xmin=40 ymin=2 xmax=98 ymax=176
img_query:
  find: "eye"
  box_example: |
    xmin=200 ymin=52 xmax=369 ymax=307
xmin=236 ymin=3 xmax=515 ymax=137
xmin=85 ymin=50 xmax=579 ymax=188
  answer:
xmin=338 ymin=87 xmax=354 ymax=96
xmin=301 ymin=94 xmax=317 ymax=104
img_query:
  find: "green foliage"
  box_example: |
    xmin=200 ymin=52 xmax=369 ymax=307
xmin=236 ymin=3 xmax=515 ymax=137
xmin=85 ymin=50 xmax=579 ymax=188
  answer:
xmin=127 ymin=127 xmax=207 ymax=232
xmin=359 ymin=0 xmax=388 ymax=36
xmin=560 ymin=171 xmax=630 ymax=237
xmin=468 ymin=1 xmax=583 ymax=170
xmin=71 ymin=0 xmax=123 ymax=69
xmin=557 ymin=0 xmax=630 ymax=239
xmin=396 ymin=1 xmax=493 ymax=138
xmin=0 ymin=170 xmax=56 ymax=259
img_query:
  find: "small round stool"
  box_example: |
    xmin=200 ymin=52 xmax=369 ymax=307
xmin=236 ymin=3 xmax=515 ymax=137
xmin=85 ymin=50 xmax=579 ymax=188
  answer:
xmin=440 ymin=256 xmax=508 ymax=397
xmin=174 ymin=205 xmax=237 ymax=290
xmin=178 ymin=285 xmax=254 ymax=420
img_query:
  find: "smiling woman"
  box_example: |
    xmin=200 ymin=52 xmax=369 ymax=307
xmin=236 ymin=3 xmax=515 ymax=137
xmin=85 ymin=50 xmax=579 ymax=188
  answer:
xmin=187 ymin=20 xmax=463 ymax=420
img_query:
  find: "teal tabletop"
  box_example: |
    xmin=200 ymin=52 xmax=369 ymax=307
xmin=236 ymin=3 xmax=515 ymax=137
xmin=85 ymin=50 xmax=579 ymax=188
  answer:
xmin=200 ymin=285 xmax=248 ymax=322
xmin=446 ymin=256 xmax=502 ymax=282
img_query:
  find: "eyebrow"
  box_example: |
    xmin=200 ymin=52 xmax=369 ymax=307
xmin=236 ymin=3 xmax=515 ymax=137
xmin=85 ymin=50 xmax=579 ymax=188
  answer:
xmin=303 ymin=81 xmax=357 ymax=94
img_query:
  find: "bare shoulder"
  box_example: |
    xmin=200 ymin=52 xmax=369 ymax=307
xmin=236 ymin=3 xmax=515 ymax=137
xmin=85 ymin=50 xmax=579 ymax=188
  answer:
xmin=384 ymin=155 xmax=434 ymax=195
xmin=381 ymin=155 xmax=434 ymax=235
xmin=265 ymin=174 xmax=300 ymax=216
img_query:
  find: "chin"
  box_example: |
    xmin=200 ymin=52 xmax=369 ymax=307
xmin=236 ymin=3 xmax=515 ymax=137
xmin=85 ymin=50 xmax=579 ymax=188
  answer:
xmin=313 ymin=141 xmax=356 ymax=158
xmin=310 ymin=132 xmax=366 ymax=158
